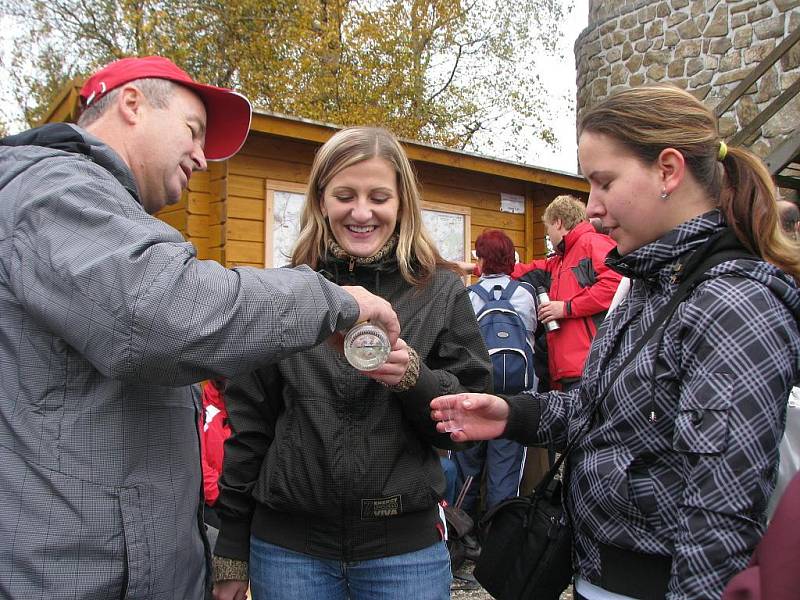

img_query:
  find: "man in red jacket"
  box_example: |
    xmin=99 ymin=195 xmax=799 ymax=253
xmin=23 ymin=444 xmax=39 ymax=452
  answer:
xmin=514 ymin=195 xmax=621 ymax=392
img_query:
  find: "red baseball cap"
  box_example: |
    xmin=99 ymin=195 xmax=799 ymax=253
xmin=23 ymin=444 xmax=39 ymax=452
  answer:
xmin=80 ymin=56 xmax=252 ymax=161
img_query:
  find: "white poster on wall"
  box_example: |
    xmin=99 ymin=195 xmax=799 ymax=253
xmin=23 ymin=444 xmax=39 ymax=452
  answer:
xmin=422 ymin=209 xmax=467 ymax=262
xmin=500 ymin=193 xmax=525 ymax=214
xmin=272 ymin=190 xmax=305 ymax=267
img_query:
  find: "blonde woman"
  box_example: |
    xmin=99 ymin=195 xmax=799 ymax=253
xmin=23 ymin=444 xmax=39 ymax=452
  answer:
xmin=213 ymin=127 xmax=492 ymax=600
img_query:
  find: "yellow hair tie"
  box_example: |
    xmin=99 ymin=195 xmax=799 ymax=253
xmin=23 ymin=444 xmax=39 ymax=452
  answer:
xmin=718 ymin=140 xmax=728 ymax=161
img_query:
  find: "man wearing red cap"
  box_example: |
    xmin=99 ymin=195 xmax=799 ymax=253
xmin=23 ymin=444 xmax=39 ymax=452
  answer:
xmin=0 ymin=56 xmax=400 ymax=599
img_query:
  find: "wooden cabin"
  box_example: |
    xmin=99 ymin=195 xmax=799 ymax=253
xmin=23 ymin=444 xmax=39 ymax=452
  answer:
xmin=43 ymin=81 xmax=588 ymax=489
xmin=43 ymin=81 xmax=589 ymax=269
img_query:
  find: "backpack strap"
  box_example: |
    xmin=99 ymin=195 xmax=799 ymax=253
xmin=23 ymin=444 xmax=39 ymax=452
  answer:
xmin=469 ymin=280 xmax=518 ymax=303
xmin=467 ymin=283 xmax=491 ymax=303
xmin=499 ymin=280 xmax=519 ymax=301
xmin=516 ymin=280 xmax=540 ymax=312
xmin=516 ymin=280 xmax=537 ymax=298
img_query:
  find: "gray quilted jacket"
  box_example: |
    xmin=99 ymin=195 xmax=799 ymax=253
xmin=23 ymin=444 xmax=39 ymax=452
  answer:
xmin=0 ymin=124 xmax=358 ymax=599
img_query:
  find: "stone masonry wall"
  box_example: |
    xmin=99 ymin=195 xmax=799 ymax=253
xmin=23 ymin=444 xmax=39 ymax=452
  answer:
xmin=576 ymin=0 xmax=800 ymax=162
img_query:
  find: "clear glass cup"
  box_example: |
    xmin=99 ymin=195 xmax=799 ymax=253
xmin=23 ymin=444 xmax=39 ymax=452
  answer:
xmin=442 ymin=396 xmax=465 ymax=432
xmin=344 ymin=322 xmax=390 ymax=371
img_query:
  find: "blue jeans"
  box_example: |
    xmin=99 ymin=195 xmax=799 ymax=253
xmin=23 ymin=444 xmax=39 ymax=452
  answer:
xmin=454 ymin=439 xmax=525 ymax=514
xmin=249 ymin=536 xmax=452 ymax=600
xmin=439 ymin=456 xmax=458 ymax=506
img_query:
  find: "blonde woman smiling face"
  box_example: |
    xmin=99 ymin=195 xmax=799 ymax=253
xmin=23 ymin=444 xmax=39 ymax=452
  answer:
xmin=320 ymin=157 xmax=400 ymax=258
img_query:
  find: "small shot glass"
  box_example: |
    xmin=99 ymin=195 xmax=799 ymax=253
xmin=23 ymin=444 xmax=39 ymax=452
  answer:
xmin=441 ymin=396 xmax=465 ymax=433
xmin=343 ymin=322 xmax=390 ymax=371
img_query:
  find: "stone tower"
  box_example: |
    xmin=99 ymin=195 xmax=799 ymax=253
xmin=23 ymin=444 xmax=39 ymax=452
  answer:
xmin=575 ymin=0 xmax=799 ymax=161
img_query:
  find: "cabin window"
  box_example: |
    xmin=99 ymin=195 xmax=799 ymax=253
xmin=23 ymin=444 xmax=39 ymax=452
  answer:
xmin=265 ymin=180 xmax=307 ymax=267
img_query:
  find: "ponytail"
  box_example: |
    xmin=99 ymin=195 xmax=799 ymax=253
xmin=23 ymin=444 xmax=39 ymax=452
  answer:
xmin=720 ymin=147 xmax=800 ymax=283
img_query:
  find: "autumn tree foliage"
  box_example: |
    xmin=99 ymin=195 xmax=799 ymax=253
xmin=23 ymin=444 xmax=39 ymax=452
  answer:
xmin=1 ymin=0 xmax=568 ymax=157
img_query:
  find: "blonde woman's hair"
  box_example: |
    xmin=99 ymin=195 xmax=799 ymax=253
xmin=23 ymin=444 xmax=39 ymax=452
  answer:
xmin=579 ymin=84 xmax=800 ymax=283
xmin=291 ymin=127 xmax=455 ymax=286
xmin=543 ymin=195 xmax=587 ymax=231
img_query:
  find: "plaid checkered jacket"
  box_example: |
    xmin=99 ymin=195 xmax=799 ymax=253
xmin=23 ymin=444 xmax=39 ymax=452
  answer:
xmin=506 ymin=210 xmax=800 ymax=599
xmin=0 ymin=124 xmax=359 ymax=599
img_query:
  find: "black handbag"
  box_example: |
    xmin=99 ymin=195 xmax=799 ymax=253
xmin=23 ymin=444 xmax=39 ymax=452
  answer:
xmin=473 ymin=230 xmax=754 ymax=600
xmin=474 ymin=457 xmax=572 ymax=600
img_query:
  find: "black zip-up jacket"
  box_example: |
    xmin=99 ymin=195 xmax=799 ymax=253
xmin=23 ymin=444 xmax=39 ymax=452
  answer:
xmin=214 ymin=250 xmax=492 ymax=563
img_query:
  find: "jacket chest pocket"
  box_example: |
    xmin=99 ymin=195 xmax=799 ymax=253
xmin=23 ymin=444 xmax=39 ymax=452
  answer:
xmin=672 ymin=373 xmax=733 ymax=455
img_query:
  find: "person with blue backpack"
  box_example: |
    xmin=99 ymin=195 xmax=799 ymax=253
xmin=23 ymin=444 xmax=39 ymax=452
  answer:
xmin=453 ymin=229 xmax=538 ymax=520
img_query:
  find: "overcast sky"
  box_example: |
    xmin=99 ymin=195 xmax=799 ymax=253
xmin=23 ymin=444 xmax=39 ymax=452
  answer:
xmin=0 ymin=15 xmax=18 ymax=130
xmin=523 ymin=0 xmax=588 ymax=174
xmin=1 ymin=1 xmax=589 ymax=174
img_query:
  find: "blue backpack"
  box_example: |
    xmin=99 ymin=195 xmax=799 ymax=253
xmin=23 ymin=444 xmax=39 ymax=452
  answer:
xmin=468 ymin=281 xmax=536 ymax=394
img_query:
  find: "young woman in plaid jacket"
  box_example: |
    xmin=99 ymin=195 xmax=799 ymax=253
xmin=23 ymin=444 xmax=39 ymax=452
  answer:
xmin=432 ymin=84 xmax=800 ymax=600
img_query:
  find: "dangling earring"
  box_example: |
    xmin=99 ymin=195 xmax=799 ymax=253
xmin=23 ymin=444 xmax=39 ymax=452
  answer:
xmin=660 ymin=187 xmax=669 ymax=200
